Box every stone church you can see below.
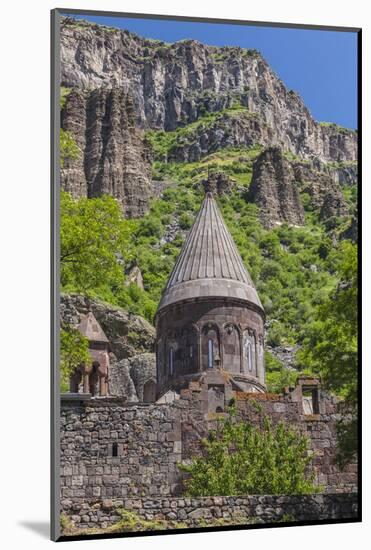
[155,190,266,399]
[69,189,266,403]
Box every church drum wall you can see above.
[156,298,265,393]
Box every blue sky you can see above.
[64,13,358,129]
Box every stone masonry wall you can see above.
[62,494,358,531]
[60,390,357,516]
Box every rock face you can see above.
[125,265,144,290]
[293,162,349,220]
[329,163,358,187]
[109,353,156,401]
[129,353,157,401]
[248,148,305,228]
[200,171,233,195]
[166,111,274,163]
[108,359,138,401]
[340,216,358,242]
[61,88,153,217]
[60,17,357,163]
[247,148,350,228]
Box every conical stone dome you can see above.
[156,192,264,315]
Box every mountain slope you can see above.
[59,17,358,387]
[61,17,357,163]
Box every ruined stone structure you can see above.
[69,310,110,396]
[155,191,266,399]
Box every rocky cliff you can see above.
[247,148,349,228]
[60,17,357,163]
[61,87,153,217]
[293,160,349,220]
[248,148,305,228]
[59,17,358,382]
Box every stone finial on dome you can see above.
[202,168,214,195]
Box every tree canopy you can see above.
[180,407,319,496]
[297,241,358,465]
[61,191,134,294]
[297,241,358,403]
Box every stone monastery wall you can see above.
[60,388,357,519]
[64,494,358,531]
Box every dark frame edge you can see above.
[51,8,61,543]
[356,27,362,523]
[55,7,361,33]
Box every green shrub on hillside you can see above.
[265,352,298,393]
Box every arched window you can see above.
[246,341,252,371]
[223,324,240,373]
[208,339,214,369]
[169,347,174,375]
[202,324,219,370]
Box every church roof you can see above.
[78,311,109,344]
[156,192,264,314]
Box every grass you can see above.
[152,144,263,191]
[146,106,259,161]
[319,121,356,134]
[65,17,119,34]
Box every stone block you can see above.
[71,476,83,487]
[188,508,205,519]
[102,499,114,510]
[273,403,286,413]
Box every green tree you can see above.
[298,241,357,401]
[60,191,134,294]
[265,351,297,393]
[297,241,358,465]
[60,129,80,167]
[180,407,319,496]
[60,326,91,391]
